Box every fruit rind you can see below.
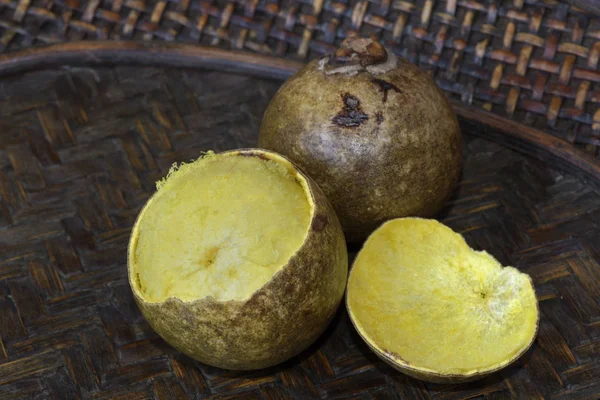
[346,217,539,383]
[128,149,348,370]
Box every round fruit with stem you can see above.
[259,37,462,242]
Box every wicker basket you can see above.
[2,2,600,399]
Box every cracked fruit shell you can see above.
[259,37,462,242]
[127,149,348,370]
[346,218,539,383]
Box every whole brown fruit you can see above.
[259,37,462,242]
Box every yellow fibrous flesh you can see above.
[347,218,538,375]
[133,153,312,302]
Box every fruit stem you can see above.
[319,37,398,76]
[331,37,388,67]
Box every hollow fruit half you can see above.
[128,149,347,370]
[346,218,539,383]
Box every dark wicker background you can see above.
[0,65,600,399]
[0,0,599,157]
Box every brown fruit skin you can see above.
[127,149,348,370]
[258,54,463,242]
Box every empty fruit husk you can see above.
[346,218,539,383]
[128,149,348,370]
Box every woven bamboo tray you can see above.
[0,46,600,399]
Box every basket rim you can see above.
[1,40,599,188]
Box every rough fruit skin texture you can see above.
[128,149,348,370]
[259,40,462,242]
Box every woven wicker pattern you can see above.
[0,0,599,155]
[1,65,600,398]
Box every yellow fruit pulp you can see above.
[347,218,538,376]
[132,152,313,303]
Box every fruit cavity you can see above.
[347,218,538,379]
[133,152,312,302]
